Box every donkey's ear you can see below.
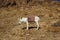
[38,16,40,17]
[20,17,22,19]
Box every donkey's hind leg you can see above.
[26,21,29,30]
[35,21,39,30]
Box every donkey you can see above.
[18,16,40,30]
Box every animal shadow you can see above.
[22,26,40,30]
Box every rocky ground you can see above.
[0,3,60,40]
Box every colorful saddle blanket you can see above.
[28,17,34,22]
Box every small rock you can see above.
[26,33,30,36]
[41,34,45,38]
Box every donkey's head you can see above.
[18,17,23,24]
[18,17,28,24]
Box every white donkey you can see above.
[19,16,40,30]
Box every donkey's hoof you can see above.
[36,28,39,30]
[26,28,29,30]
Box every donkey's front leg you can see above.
[26,21,29,30]
[35,21,39,30]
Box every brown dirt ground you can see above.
[0,4,60,40]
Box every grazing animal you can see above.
[19,16,40,30]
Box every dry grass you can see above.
[0,4,60,40]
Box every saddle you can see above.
[28,17,34,22]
